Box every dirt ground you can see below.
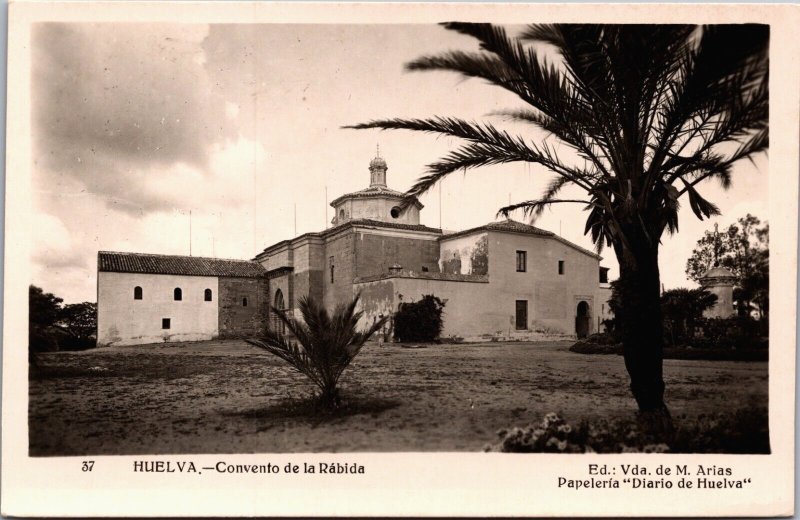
[29,340,768,455]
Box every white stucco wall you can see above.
[487,231,602,335]
[334,197,421,225]
[97,272,219,346]
[596,284,614,331]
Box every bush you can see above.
[486,407,769,453]
[394,295,445,342]
[661,288,718,344]
[570,339,622,355]
[572,314,768,360]
[585,332,617,345]
[694,316,765,349]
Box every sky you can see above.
[31,23,768,303]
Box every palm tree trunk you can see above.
[614,236,670,422]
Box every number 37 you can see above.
[82,461,94,472]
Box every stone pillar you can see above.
[699,266,737,318]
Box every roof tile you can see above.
[98,252,266,278]
[440,219,553,241]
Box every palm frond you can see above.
[347,23,769,252]
[727,127,769,165]
[498,199,596,220]
[648,24,768,182]
[346,117,598,203]
[684,183,721,221]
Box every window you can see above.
[515,300,528,330]
[242,297,248,307]
[390,206,401,219]
[162,318,171,329]
[516,251,527,272]
[174,288,182,301]
[134,286,143,300]
[599,267,609,283]
[422,266,429,272]
[339,209,345,221]
[204,288,213,302]
[558,260,565,275]
[329,256,335,283]
[272,290,285,335]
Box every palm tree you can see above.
[661,288,718,343]
[347,24,768,421]
[247,295,388,409]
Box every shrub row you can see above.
[486,408,770,454]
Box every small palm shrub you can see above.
[246,295,388,409]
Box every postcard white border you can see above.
[3,3,797,517]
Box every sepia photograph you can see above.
[3,2,797,517]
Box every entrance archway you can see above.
[272,289,286,335]
[575,301,591,339]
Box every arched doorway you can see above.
[271,290,286,335]
[575,301,591,339]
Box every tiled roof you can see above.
[440,219,554,241]
[330,186,423,208]
[98,251,266,278]
[485,219,554,235]
[344,218,441,234]
[440,219,601,260]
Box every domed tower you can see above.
[699,266,737,318]
[369,152,387,188]
[330,149,424,226]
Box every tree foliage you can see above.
[394,295,446,342]
[59,302,99,350]
[29,285,98,356]
[29,285,63,356]
[246,295,388,409]
[685,214,768,316]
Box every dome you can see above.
[369,155,387,169]
[702,266,735,279]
